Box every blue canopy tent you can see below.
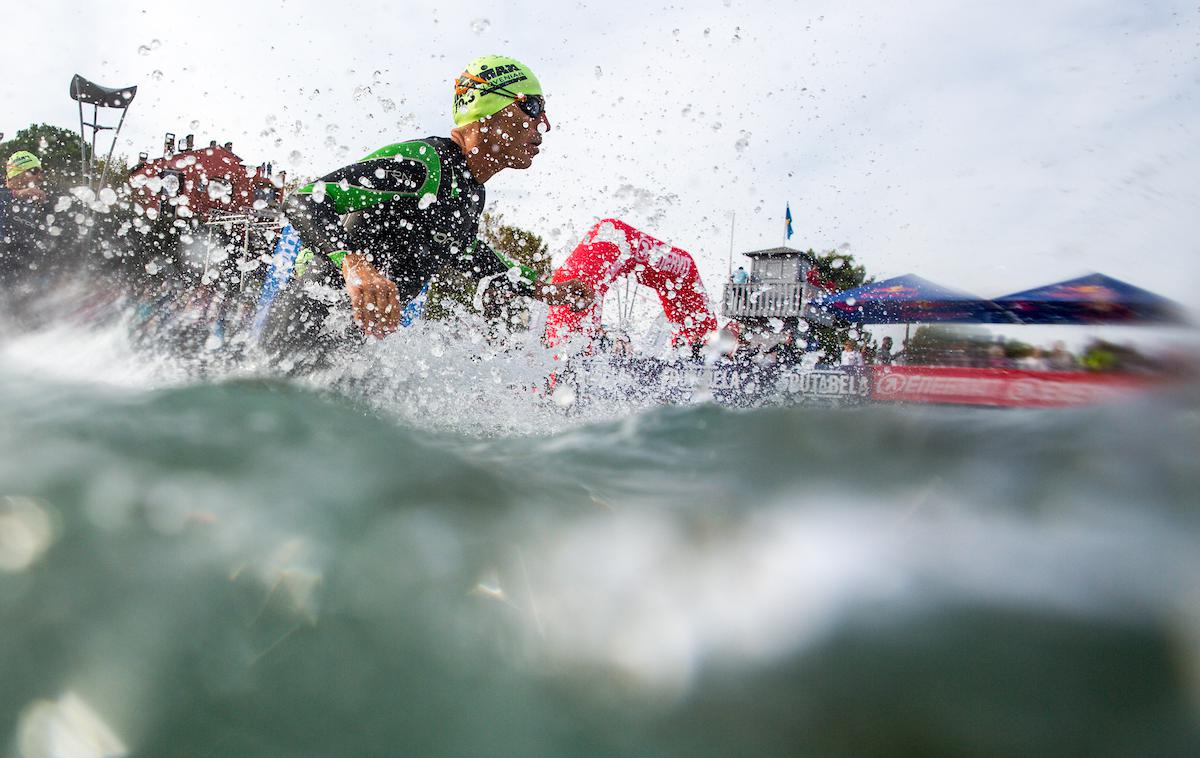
[812,274,1016,324]
[995,273,1187,325]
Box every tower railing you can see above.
[722,281,808,318]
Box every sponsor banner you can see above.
[779,368,870,398]
[649,363,867,404]
[870,366,1156,407]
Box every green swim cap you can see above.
[5,150,41,180]
[453,55,542,127]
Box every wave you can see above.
[1,352,1198,754]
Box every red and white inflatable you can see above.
[544,218,718,348]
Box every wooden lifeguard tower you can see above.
[722,246,827,333]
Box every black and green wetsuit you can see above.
[261,136,537,366]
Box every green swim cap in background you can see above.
[5,150,42,180]
[453,55,542,127]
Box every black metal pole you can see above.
[89,103,100,189]
[77,99,88,186]
[99,106,131,190]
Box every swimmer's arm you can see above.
[283,187,350,263]
[533,278,593,310]
[284,157,426,267]
[341,253,401,338]
[460,240,594,310]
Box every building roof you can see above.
[743,246,816,261]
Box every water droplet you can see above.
[470,18,490,34]
[151,70,163,81]
[734,131,750,152]
[378,97,396,112]
[288,150,303,164]
[552,385,576,408]
[137,45,151,56]
[417,193,437,210]
[151,39,161,50]
[594,66,603,79]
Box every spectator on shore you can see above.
[1046,341,1077,371]
[840,339,865,367]
[1018,347,1049,371]
[731,266,749,284]
[876,336,896,365]
[766,331,803,367]
[985,344,1011,369]
[611,330,633,358]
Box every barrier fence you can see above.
[566,358,1169,408]
[866,365,1159,408]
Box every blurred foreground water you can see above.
[1,316,1199,757]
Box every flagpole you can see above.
[728,211,735,277]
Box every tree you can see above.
[479,211,552,280]
[805,248,873,361]
[906,324,990,365]
[0,123,128,190]
[424,212,550,328]
[811,248,871,293]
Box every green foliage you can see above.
[1002,340,1034,360]
[804,248,873,360]
[810,249,871,293]
[1,123,87,189]
[907,325,977,363]
[480,212,551,279]
[424,212,549,326]
[0,123,129,190]
[1080,339,1152,373]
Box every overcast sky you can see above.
[6,0,1199,307]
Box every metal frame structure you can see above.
[202,210,283,292]
[69,74,137,190]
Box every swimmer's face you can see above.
[6,167,43,191]
[478,101,550,170]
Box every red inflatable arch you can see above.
[544,219,718,348]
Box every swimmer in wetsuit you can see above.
[1,151,49,286]
[261,55,592,370]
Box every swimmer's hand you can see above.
[342,253,401,338]
[535,277,594,312]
